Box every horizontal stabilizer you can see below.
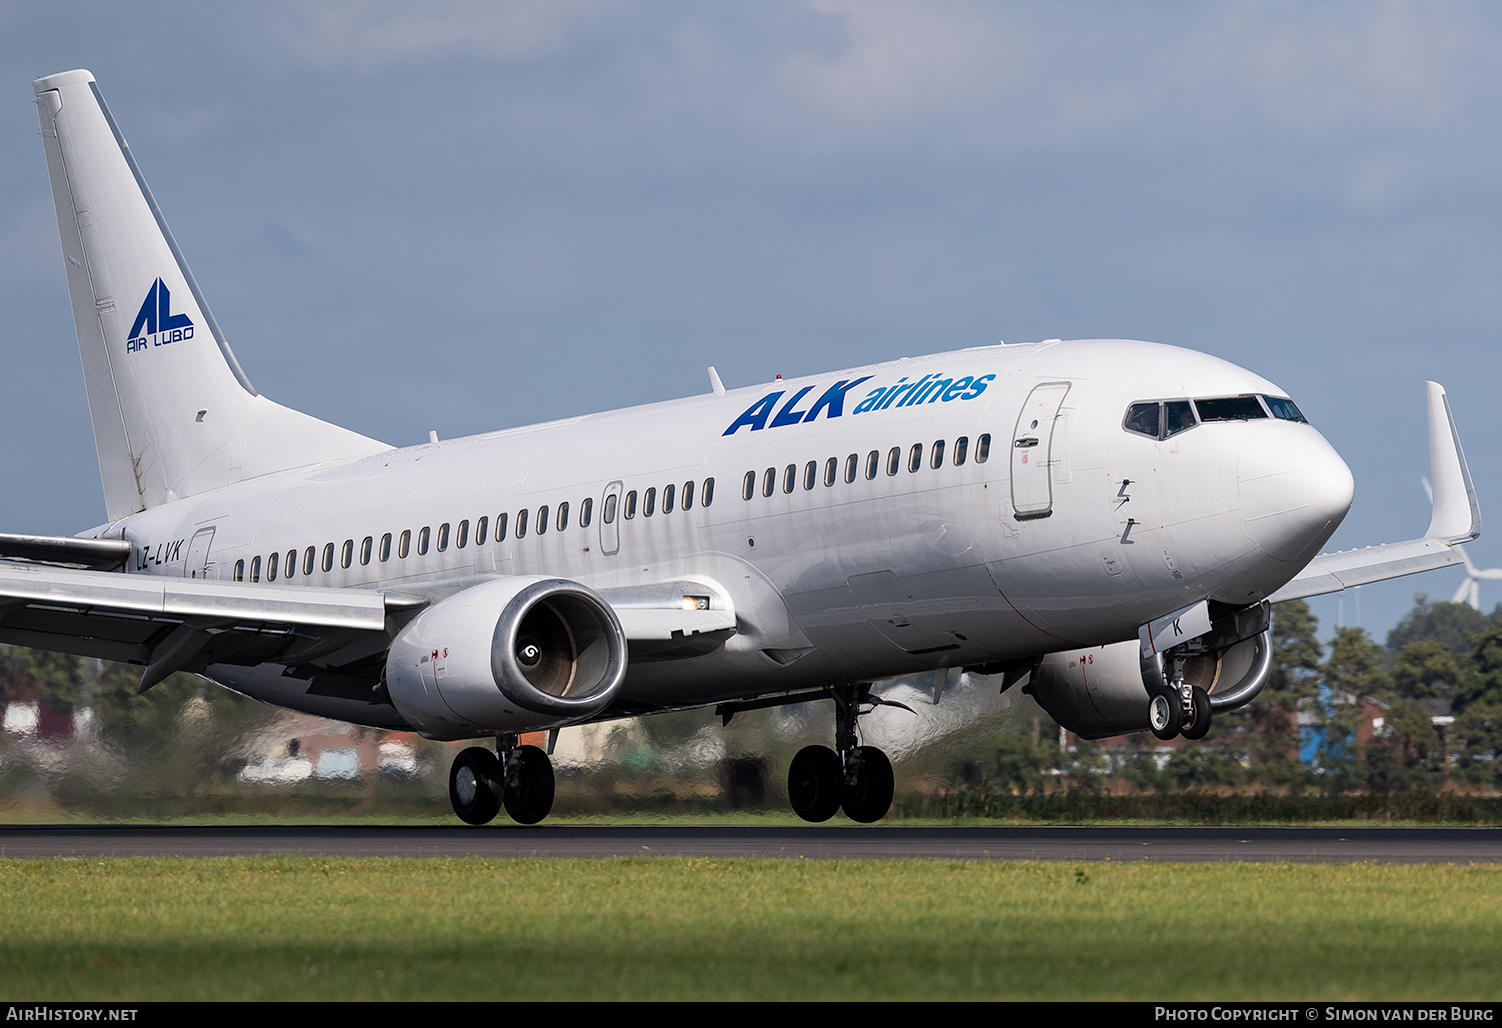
[1269,381,1480,603]
[0,532,131,570]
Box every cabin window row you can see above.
[600,478,717,525]
[740,434,992,501]
[231,479,718,582]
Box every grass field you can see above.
[2,856,1500,1000]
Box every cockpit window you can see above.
[1194,395,1267,422]
[1264,396,1308,423]
[1164,400,1197,437]
[1123,402,1160,439]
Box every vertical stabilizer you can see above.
[34,70,388,522]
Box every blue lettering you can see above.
[802,377,872,423]
[769,386,816,428]
[723,391,785,435]
[963,374,995,399]
[942,376,974,401]
[851,387,886,415]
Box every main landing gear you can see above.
[1147,658,1212,742]
[787,684,899,824]
[448,735,556,826]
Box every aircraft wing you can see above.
[1269,381,1480,603]
[0,561,422,691]
[0,556,738,691]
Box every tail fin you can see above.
[34,70,388,523]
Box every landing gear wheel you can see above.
[841,746,894,824]
[502,745,555,825]
[1180,686,1212,740]
[449,747,501,825]
[1149,693,1181,740]
[788,745,843,823]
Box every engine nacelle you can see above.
[386,576,628,739]
[1025,630,1270,739]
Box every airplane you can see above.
[3,69,1480,826]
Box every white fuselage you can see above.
[102,337,1352,732]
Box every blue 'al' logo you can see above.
[125,278,194,352]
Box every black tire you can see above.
[788,745,842,823]
[842,746,894,823]
[502,744,556,825]
[449,746,501,825]
[1149,693,1181,741]
[1180,686,1213,740]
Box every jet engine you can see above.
[1024,605,1272,739]
[385,576,628,739]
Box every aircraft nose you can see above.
[1238,424,1354,563]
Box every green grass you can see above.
[2,856,1500,1000]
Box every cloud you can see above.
[270,0,624,69]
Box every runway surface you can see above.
[2,824,1501,862]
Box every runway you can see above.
[3,824,1501,862]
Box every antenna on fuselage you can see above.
[707,366,726,396]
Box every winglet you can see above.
[1423,381,1481,543]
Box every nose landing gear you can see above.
[787,684,901,824]
[1146,657,1212,742]
[448,734,556,825]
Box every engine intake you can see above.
[386,577,628,739]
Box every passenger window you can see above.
[886,447,900,476]
[908,444,922,473]
[476,516,488,546]
[398,531,411,559]
[557,502,569,531]
[803,461,817,490]
[954,436,969,466]
[865,451,879,480]
[537,505,549,534]
[380,534,391,562]
[580,497,593,527]
[361,537,373,565]
[624,492,637,520]
[743,471,756,501]
[783,465,795,494]
[517,508,529,537]
[603,494,617,524]
[663,485,674,514]
[341,539,353,569]
[322,543,335,572]
[846,454,858,483]
[1123,402,1161,439]
[702,477,714,506]
[681,482,693,510]
[286,550,297,577]
[976,434,991,463]
[931,440,945,469]
[456,520,469,549]
[643,489,655,517]
[1164,400,1196,437]
[437,523,449,552]
[763,469,775,498]
[234,559,245,582]
[251,555,261,582]
[267,551,279,582]
[824,457,837,487]
[496,513,508,542]
[417,527,430,555]
[304,546,317,575]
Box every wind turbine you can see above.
[1452,546,1502,611]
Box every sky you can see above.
[2,1,1501,650]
